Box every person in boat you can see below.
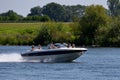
[72,44,75,48]
[49,42,57,49]
[67,43,72,48]
[38,44,42,49]
[31,45,35,51]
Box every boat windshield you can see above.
[54,43,67,48]
[47,43,67,49]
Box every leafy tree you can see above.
[0,10,23,22]
[26,6,51,22]
[70,22,81,45]
[40,15,50,22]
[107,0,120,16]
[34,22,74,45]
[79,5,109,45]
[23,16,33,21]
[107,17,120,46]
[31,15,41,21]
[34,23,53,45]
[71,5,85,17]
[28,6,42,16]
[8,10,19,20]
[42,2,67,21]
[95,24,111,46]
[0,16,2,21]
[96,17,120,47]
[64,5,86,22]
[24,15,50,22]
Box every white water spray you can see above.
[0,53,25,62]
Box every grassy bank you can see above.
[0,23,44,34]
[0,23,39,45]
[0,22,71,45]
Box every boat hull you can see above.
[22,52,83,62]
[21,48,87,62]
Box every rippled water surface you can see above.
[0,46,120,80]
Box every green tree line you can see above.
[0,10,50,22]
[0,2,86,22]
[0,1,120,22]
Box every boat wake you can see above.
[0,53,25,62]
[0,53,52,63]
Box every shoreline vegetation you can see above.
[0,22,72,46]
[0,1,120,47]
[0,22,120,47]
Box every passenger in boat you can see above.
[38,44,42,49]
[49,42,57,49]
[31,45,35,51]
[67,43,72,48]
[72,44,75,48]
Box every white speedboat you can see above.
[21,43,87,62]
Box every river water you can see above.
[0,46,120,80]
